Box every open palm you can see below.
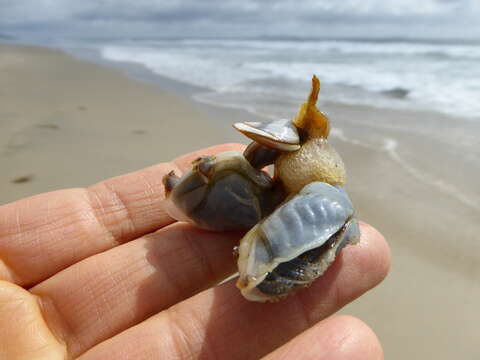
[0,144,390,360]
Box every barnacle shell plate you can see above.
[164,151,276,231]
[237,182,355,301]
[233,118,300,151]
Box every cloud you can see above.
[1,0,479,39]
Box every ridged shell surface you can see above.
[166,151,277,231]
[237,182,354,294]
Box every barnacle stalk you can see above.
[274,76,346,194]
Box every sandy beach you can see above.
[0,43,248,203]
[1,44,478,359]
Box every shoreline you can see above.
[0,43,259,203]
[62,41,480,220]
[1,42,478,360]
[66,42,480,214]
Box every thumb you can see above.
[0,281,67,360]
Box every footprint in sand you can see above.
[6,132,30,152]
[11,174,34,184]
[3,122,60,156]
[35,123,60,130]
[132,129,147,135]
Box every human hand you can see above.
[0,144,390,360]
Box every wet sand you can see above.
[1,44,478,359]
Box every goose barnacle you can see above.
[163,76,360,301]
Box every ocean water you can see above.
[92,37,480,212]
[98,38,480,121]
[52,37,480,213]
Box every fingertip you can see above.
[296,222,390,320]
[0,279,29,301]
[173,143,246,170]
[326,315,384,360]
[0,281,67,359]
[357,222,391,284]
[213,142,246,152]
[0,260,17,284]
[263,315,384,360]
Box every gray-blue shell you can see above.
[237,182,359,301]
[164,151,284,231]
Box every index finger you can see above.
[0,143,244,287]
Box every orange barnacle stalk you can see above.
[293,75,330,138]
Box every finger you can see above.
[79,223,390,360]
[0,143,244,286]
[30,222,241,358]
[262,315,383,360]
[0,280,66,359]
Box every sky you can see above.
[1,0,479,40]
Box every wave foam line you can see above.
[383,138,480,212]
[331,129,480,212]
[330,128,376,150]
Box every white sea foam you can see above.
[99,39,480,212]
[329,128,375,150]
[101,39,480,120]
[164,38,480,59]
[382,138,480,212]
[330,130,480,212]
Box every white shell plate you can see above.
[239,182,354,289]
[234,118,300,151]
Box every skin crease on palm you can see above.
[0,144,390,360]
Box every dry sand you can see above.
[0,44,246,203]
[1,44,478,359]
